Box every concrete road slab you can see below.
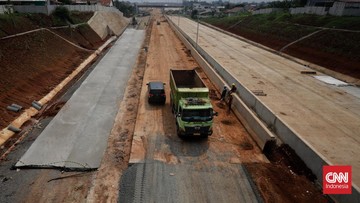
[15,29,145,169]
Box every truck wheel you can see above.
[176,125,183,138]
[170,97,174,113]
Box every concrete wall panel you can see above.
[254,101,276,128]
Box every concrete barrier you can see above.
[166,15,360,203]
[0,5,14,14]
[290,6,327,15]
[252,8,282,15]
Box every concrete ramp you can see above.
[15,29,145,170]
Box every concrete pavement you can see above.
[16,29,145,169]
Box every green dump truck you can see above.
[170,69,217,137]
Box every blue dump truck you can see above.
[170,69,217,137]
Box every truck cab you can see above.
[175,98,217,137]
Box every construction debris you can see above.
[7,125,21,133]
[252,90,267,96]
[300,71,317,75]
[6,104,23,112]
[31,101,42,110]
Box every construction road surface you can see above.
[168,16,360,191]
[124,12,265,202]
[122,12,327,203]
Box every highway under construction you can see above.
[0,9,358,203]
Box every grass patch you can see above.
[69,11,93,24]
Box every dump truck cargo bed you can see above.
[171,69,206,88]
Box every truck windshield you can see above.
[181,109,213,122]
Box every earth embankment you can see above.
[0,11,128,130]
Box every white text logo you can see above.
[325,172,349,183]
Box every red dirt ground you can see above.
[0,20,104,129]
[244,162,329,203]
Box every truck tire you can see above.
[170,96,174,113]
[176,124,183,138]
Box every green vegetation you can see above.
[0,10,93,28]
[52,6,70,24]
[203,13,250,27]
[69,11,93,24]
[191,10,198,19]
[0,13,24,26]
[113,1,135,17]
[0,11,93,38]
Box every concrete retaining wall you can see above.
[329,2,345,16]
[87,11,129,40]
[252,8,282,15]
[166,16,360,203]
[290,6,327,15]
[0,5,6,14]
[330,2,360,16]
[0,5,14,14]
[14,5,49,14]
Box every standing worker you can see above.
[220,86,228,101]
[227,93,233,114]
[230,83,237,94]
